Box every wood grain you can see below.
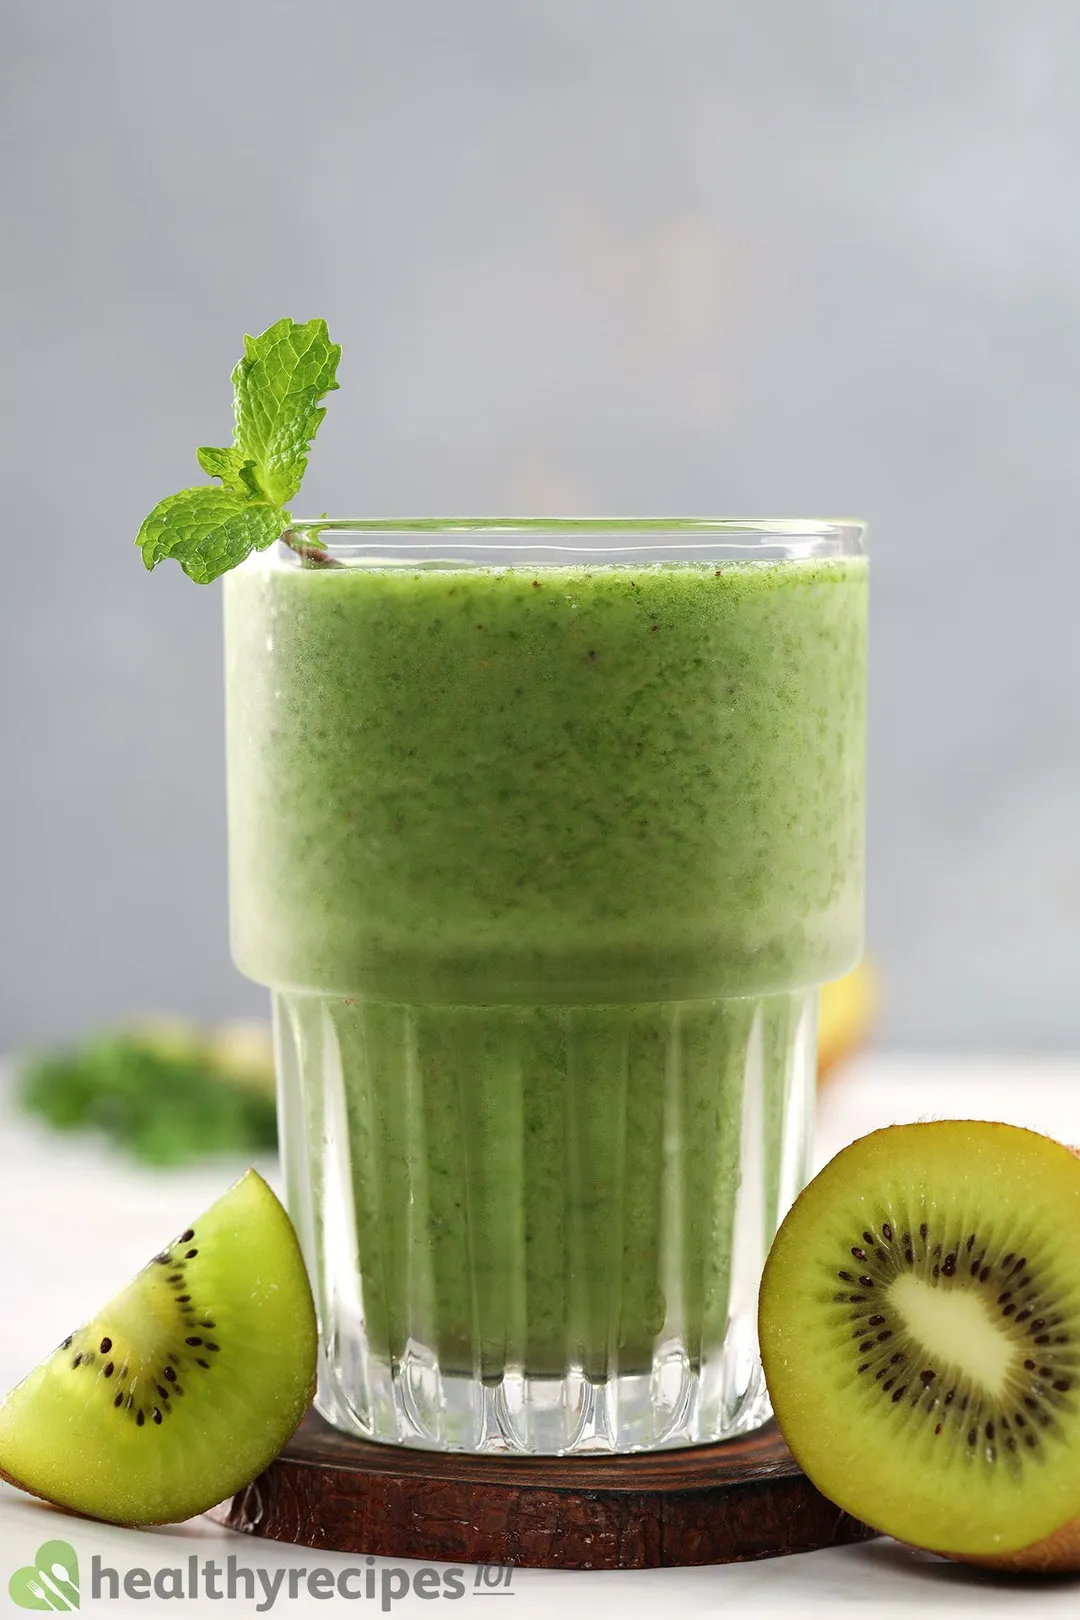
[208,1412,876,1570]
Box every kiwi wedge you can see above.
[759,1121,1080,1570]
[0,1170,316,1525]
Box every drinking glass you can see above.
[224,518,868,1454]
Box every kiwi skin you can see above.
[759,1124,1080,1574]
[971,1512,1080,1574]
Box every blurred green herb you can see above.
[19,1028,278,1166]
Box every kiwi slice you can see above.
[0,1170,316,1525]
[759,1121,1080,1567]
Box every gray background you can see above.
[2,1,1079,1050]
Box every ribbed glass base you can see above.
[273,988,816,1455]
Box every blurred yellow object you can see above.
[124,1014,206,1064]
[817,959,877,1083]
[208,1019,276,1096]
[128,1016,275,1097]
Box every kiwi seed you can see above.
[831,1218,1073,1465]
[50,1254,229,1427]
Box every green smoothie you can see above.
[224,551,867,1389]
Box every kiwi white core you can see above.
[888,1273,1015,1394]
[107,1276,178,1346]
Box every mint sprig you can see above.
[136,318,341,583]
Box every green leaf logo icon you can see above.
[8,1540,80,1609]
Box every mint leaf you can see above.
[196,445,261,497]
[135,316,340,582]
[137,486,285,584]
[232,317,341,505]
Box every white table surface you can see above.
[2,1053,1080,1617]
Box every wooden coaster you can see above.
[208,1411,875,1570]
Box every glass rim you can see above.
[276,517,867,568]
[290,516,865,541]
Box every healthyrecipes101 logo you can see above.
[9,1541,81,1610]
[9,1539,515,1611]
